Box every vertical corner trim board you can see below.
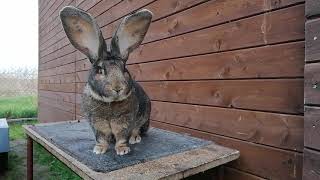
[304,0,320,180]
[38,1,306,179]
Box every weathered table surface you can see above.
[23,120,239,180]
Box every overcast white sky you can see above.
[0,1,38,70]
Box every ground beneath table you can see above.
[0,139,51,179]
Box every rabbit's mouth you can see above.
[114,90,132,102]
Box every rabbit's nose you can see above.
[113,87,123,94]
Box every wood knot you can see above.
[280,129,289,145]
[168,19,179,34]
[173,1,182,11]
[242,66,248,72]
[136,64,142,73]
[165,71,170,79]
[221,67,231,77]
[215,39,222,51]
[272,0,282,8]
[235,21,241,28]
[211,91,221,98]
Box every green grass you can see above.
[9,120,37,140]
[0,96,37,119]
[34,143,81,180]
[5,152,25,180]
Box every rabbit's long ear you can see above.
[60,6,104,63]
[111,9,152,61]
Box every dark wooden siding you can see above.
[38,0,305,179]
[304,0,320,179]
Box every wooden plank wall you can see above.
[38,0,305,179]
[304,0,320,179]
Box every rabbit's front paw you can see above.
[93,144,108,154]
[129,134,141,144]
[115,145,130,155]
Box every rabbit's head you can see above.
[60,6,152,102]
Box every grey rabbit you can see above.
[59,6,152,155]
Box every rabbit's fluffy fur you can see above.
[60,6,152,155]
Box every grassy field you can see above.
[0,96,37,118]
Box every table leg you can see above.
[218,166,224,180]
[27,136,33,180]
